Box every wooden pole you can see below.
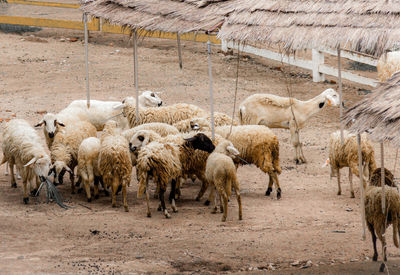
[133,30,139,123]
[357,134,366,240]
[207,40,215,141]
[84,13,90,108]
[338,48,344,144]
[177,32,183,69]
[381,142,385,214]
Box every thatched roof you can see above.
[218,0,400,56]
[343,71,400,146]
[81,0,234,33]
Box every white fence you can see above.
[222,41,378,87]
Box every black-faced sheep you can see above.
[327,130,376,198]
[1,119,51,203]
[98,121,132,211]
[238,88,339,164]
[205,140,242,222]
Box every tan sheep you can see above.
[205,140,242,222]
[173,113,238,133]
[122,122,179,141]
[327,130,376,198]
[365,185,400,271]
[116,97,207,127]
[377,51,400,82]
[49,120,97,194]
[98,121,132,211]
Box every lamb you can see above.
[364,185,400,272]
[327,130,376,198]
[1,119,51,203]
[377,51,400,82]
[34,91,163,148]
[77,137,108,202]
[98,121,132,211]
[49,120,97,193]
[173,112,238,133]
[115,97,207,128]
[205,140,242,222]
[238,88,340,164]
[136,133,215,218]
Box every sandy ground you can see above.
[1,29,400,274]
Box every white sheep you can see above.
[77,137,107,202]
[205,140,242,222]
[136,133,215,218]
[326,130,376,198]
[49,120,97,193]
[238,88,340,164]
[377,51,400,82]
[1,119,51,204]
[98,121,132,211]
[115,97,207,128]
[34,91,163,148]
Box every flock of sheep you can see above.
[2,52,400,268]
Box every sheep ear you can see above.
[34,120,44,127]
[24,157,37,167]
[65,166,73,175]
[227,146,239,156]
[56,120,65,127]
[113,103,124,110]
[184,136,196,142]
[191,123,200,130]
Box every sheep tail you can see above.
[393,212,399,248]
[87,163,94,185]
[272,138,282,175]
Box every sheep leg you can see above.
[367,222,378,261]
[69,172,75,194]
[84,178,92,202]
[9,162,17,188]
[159,187,171,219]
[265,174,273,196]
[111,179,119,208]
[210,187,218,214]
[93,177,100,199]
[169,179,178,213]
[5,163,9,176]
[154,184,160,199]
[290,121,306,164]
[99,176,109,196]
[220,191,228,222]
[196,176,209,202]
[30,175,39,196]
[348,167,355,198]
[22,173,29,204]
[145,181,151,218]
[122,182,128,212]
[336,168,341,195]
[232,179,242,221]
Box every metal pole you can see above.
[381,142,385,214]
[357,134,366,240]
[177,32,183,69]
[84,13,90,108]
[133,30,139,123]
[207,40,215,141]
[338,48,344,144]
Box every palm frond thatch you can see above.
[343,71,400,146]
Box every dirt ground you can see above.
[1,29,400,275]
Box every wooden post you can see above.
[357,134,366,240]
[177,32,182,69]
[338,48,344,144]
[84,13,90,108]
[381,143,385,214]
[133,30,139,123]
[312,49,325,82]
[207,40,215,141]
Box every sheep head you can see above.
[140,91,163,107]
[184,133,215,153]
[35,113,65,139]
[24,155,51,182]
[129,130,155,152]
[215,140,240,157]
[190,118,210,131]
[321,88,339,107]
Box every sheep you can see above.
[34,91,163,148]
[122,122,179,142]
[98,121,132,211]
[1,119,51,204]
[238,88,340,164]
[77,137,108,202]
[327,130,376,198]
[364,185,400,271]
[136,133,215,218]
[115,97,207,128]
[49,120,97,193]
[377,51,400,82]
[205,140,242,222]
[173,112,238,133]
